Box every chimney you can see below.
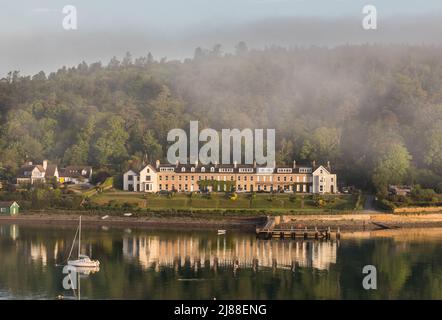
[312,160,316,168]
[327,161,331,171]
[293,160,296,169]
[155,160,160,169]
[176,160,180,168]
[43,160,48,170]
[214,161,218,168]
[233,161,237,169]
[27,161,33,166]
[253,159,257,168]
[195,159,199,168]
[273,160,276,168]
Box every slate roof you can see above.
[17,164,45,178]
[60,166,92,178]
[45,165,58,178]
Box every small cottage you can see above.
[0,201,20,215]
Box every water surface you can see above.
[1,223,442,299]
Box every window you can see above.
[146,176,151,181]
[181,167,186,172]
[128,175,133,181]
[277,168,292,173]
[201,167,206,172]
[191,167,195,172]
[210,167,215,172]
[159,176,162,181]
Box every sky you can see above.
[2,0,442,76]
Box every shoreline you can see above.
[2,211,442,232]
[0,212,266,231]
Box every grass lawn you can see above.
[90,191,359,213]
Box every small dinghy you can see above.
[67,216,100,268]
[217,230,226,235]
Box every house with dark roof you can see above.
[16,160,58,185]
[59,166,93,184]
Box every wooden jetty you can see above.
[256,217,340,240]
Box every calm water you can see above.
[1,223,442,300]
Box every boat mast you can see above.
[78,216,81,259]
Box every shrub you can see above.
[411,185,436,202]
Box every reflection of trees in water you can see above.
[122,235,338,271]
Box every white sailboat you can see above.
[67,216,100,268]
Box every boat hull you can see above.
[67,260,100,268]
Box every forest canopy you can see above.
[1,44,442,193]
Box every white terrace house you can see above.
[123,161,337,194]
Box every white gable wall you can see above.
[123,170,139,191]
[312,166,337,194]
[138,165,158,192]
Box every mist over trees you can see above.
[1,44,442,193]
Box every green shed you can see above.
[0,201,20,215]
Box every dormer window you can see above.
[191,167,195,172]
[181,167,186,172]
[210,167,215,172]
[201,167,206,172]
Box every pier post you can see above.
[304,227,308,240]
[314,226,319,240]
[337,227,341,240]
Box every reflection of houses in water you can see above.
[122,236,338,271]
[0,224,19,240]
[29,241,62,266]
[30,242,48,265]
